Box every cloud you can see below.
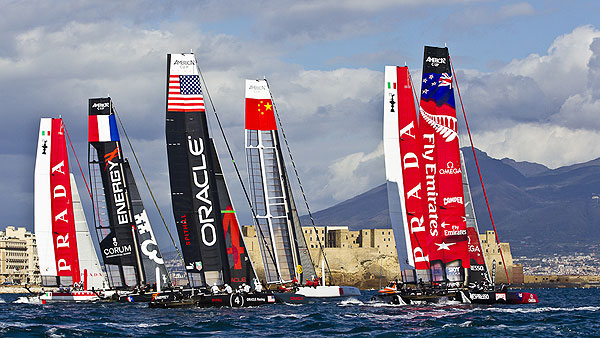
[325,142,384,200]
[467,123,600,168]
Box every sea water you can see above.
[0,288,598,337]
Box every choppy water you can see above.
[1,288,599,337]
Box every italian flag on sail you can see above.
[88,115,120,143]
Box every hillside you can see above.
[301,148,600,256]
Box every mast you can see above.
[165,53,230,287]
[383,66,430,283]
[418,46,470,282]
[88,98,145,288]
[34,118,81,287]
[244,79,299,284]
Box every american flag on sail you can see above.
[167,75,205,112]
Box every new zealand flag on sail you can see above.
[421,71,455,109]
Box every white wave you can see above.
[264,313,309,320]
[475,306,600,314]
[13,296,41,304]
[339,298,363,306]
[442,320,472,328]
[46,327,65,338]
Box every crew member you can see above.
[224,284,233,294]
[211,282,220,294]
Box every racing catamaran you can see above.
[88,97,171,302]
[150,53,307,308]
[376,46,538,305]
[31,118,108,302]
[244,79,360,298]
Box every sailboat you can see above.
[375,46,538,305]
[31,118,108,302]
[150,53,304,308]
[244,79,360,298]
[88,97,171,302]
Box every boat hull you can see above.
[295,285,361,298]
[149,290,309,308]
[39,291,103,302]
[466,291,539,304]
[373,289,539,305]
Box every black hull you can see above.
[373,289,539,305]
[149,290,309,308]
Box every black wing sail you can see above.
[123,160,171,286]
[209,140,257,289]
[88,97,144,288]
[165,53,230,287]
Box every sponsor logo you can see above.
[103,146,129,225]
[231,277,246,283]
[446,266,461,274]
[290,296,303,301]
[388,93,396,113]
[92,102,110,110]
[212,298,223,302]
[422,133,439,238]
[471,293,490,300]
[135,210,164,265]
[495,293,506,301]
[426,56,446,67]
[470,265,485,271]
[439,161,461,175]
[42,140,48,155]
[174,59,196,66]
[246,297,266,302]
[444,229,467,236]
[528,294,537,303]
[248,84,267,91]
[188,136,217,247]
[103,244,132,258]
[443,196,463,205]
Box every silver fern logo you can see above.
[420,107,457,142]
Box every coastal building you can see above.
[241,225,517,287]
[479,230,514,284]
[0,226,40,285]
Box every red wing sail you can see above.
[50,119,81,282]
[419,46,470,280]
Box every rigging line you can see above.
[111,105,185,267]
[64,121,112,285]
[195,59,283,283]
[449,56,510,284]
[64,122,106,229]
[263,78,335,285]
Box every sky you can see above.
[2,0,600,252]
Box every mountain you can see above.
[301,148,600,256]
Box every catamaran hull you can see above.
[464,291,539,304]
[149,291,309,308]
[38,291,104,302]
[373,290,539,305]
[295,285,361,298]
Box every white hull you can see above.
[295,285,361,298]
[39,291,103,302]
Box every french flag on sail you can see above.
[88,115,120,142]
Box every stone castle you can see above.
[242,225,518,288]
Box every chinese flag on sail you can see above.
[245,79,277,130]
